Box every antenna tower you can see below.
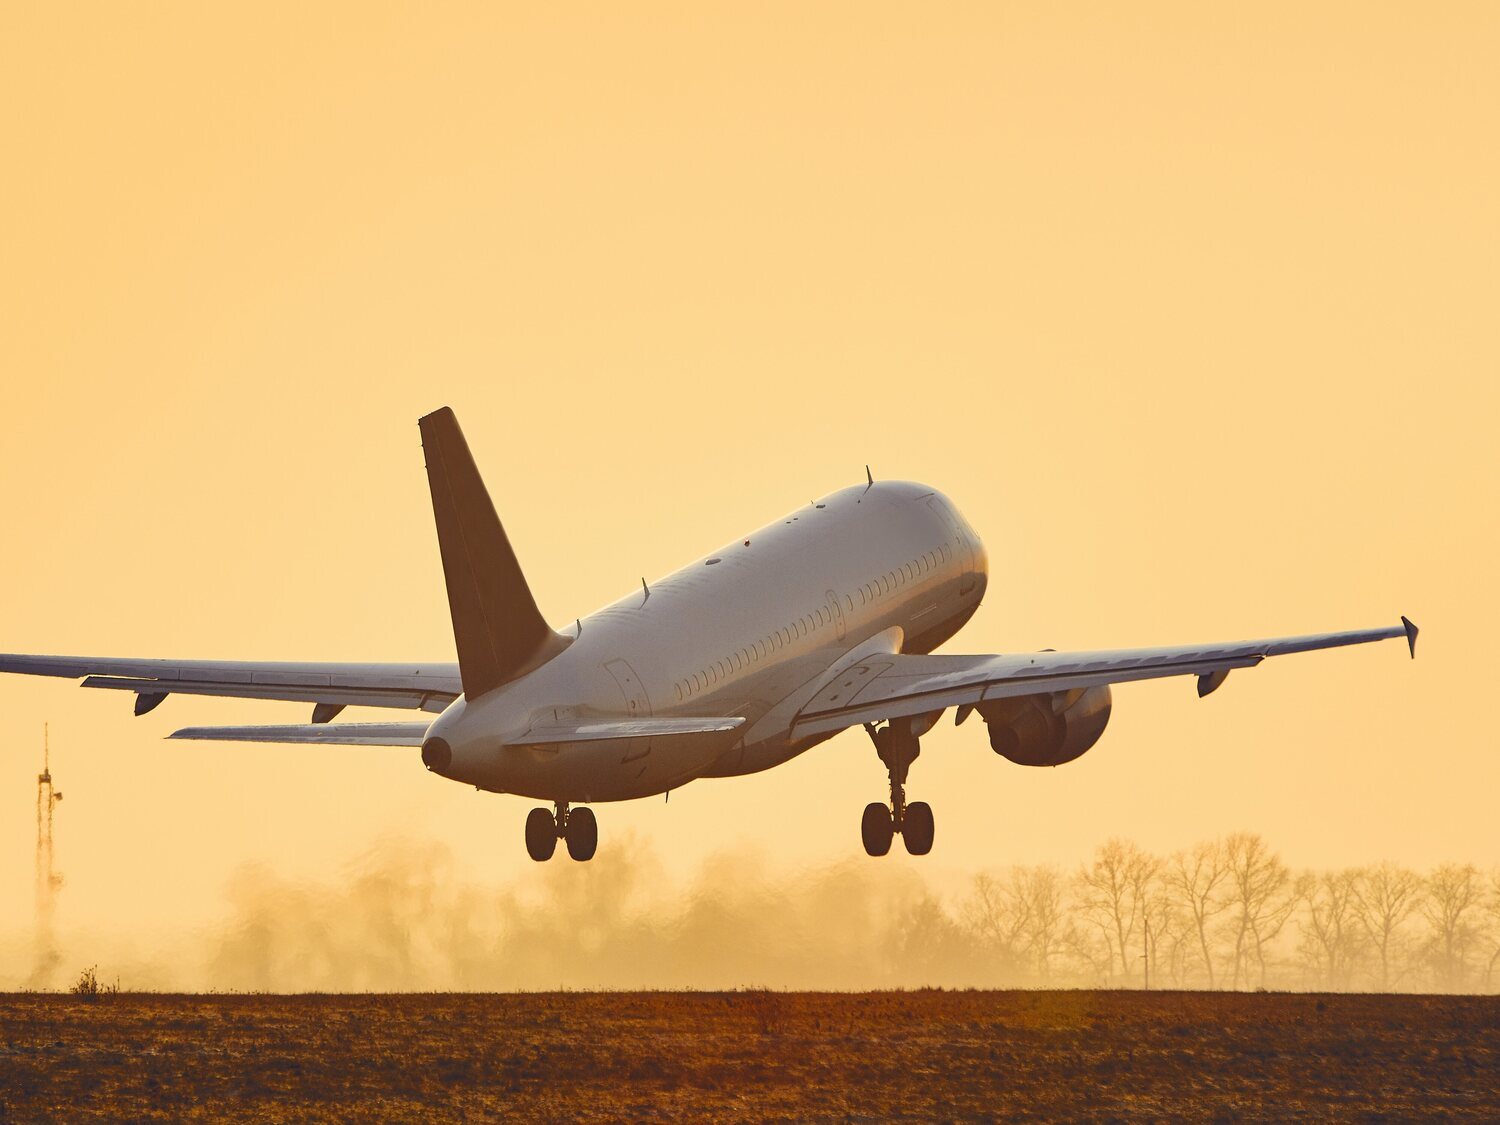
[33,723,63,984]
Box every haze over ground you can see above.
[1,3,1496,987]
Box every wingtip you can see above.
[1401,615,1419,659]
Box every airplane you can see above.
[0,408,1418,862]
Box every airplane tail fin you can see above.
[419,407,570,699]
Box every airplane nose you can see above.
[421,737,452,773]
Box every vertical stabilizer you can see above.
[419,408,570,698]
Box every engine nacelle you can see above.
[978,685,1112,767]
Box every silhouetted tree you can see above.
[1297,869,1365,990]
[960,872,1030,983]
[1015,865,1075,984]
[1422,863,1482,991]
[1076,839,1156,985]
[1223,832,1298,989]
[1481,870,1500,991]
[1349,861,1423,991]
[1167,839,1233,988]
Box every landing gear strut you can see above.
[862,721,935,857]
[525,801,598,862]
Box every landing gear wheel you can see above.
[861,802,894,857]
[525,807,557,862]
[565,806,598,861]
[902,801,935,856]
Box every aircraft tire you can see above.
[902,801,935,856]
[861,802,894,857]
[525,807,557,861]
[565,806,598,862]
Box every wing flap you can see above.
[168,723,429,746]
[0,654,461,713]
[80,676,455,713]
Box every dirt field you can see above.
[0,991,1496,1121]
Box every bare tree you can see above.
[1014,865,1074,984]
[1223,832,1299,989]
[1297,869,1365,990]
[1482,869,1500,991]
[1349,861,1423,991]
[1076,838,1157,985]
[1167,839,1233,988]
[1139,860,1185,989]
[960,872,1029,983]
[1422,863,1482,991]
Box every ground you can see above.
[1,991,1497,1121]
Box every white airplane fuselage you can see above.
[427,481,989,802]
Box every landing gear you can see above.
[565,806,598,861]
[525,802,597,862]
[862,721,936,857]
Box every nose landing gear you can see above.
[862,721,935,857]
[525,801,598,862]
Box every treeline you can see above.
[25,834,1498,992]
[931,834,1500,993]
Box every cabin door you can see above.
[604,658,652,763]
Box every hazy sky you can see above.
[1,3,1496,974]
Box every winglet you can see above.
[1401,615,1419,659]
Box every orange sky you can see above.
[1,3,1496,976]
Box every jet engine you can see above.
[978,685,1112,767]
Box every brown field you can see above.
[1,991,1497,1121]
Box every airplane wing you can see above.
[169,722,431,746]
[791,617,1418,739]
[0,654,462,720]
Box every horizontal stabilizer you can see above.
[518,716,745,745]
[168,723,428,746]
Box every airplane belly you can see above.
[492,731,729,803]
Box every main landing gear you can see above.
[525,802,597,862]
[861,720,935,857]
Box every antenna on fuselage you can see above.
[864,465,874,493]
[640,577,650,606]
